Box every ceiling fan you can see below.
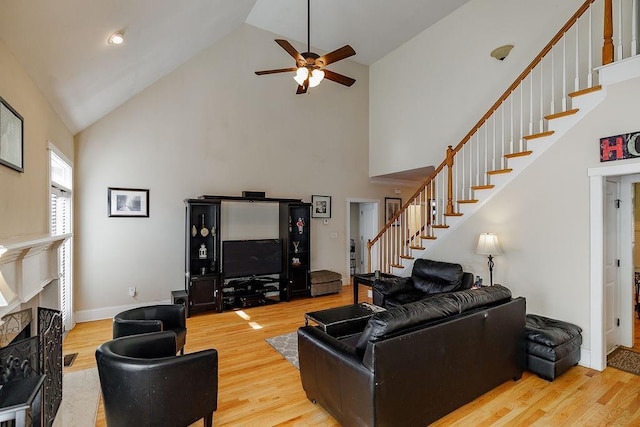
[254,0,356,94]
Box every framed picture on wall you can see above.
[385,197,402,223]
[0,97,24,173]
[108,188,150,217]
[311,195,331,218]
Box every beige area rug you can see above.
[53,367,100,427]
[607,347,640,376]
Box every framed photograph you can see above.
[108,188,149,217]
[0,97,24,172]
[311,195,331,218]
[385,197,402,222]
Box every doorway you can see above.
[346,199,379,280]
[589,166,640,371]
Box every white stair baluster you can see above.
[617,0,623,60]
[588,6,594,87]
[633,0,639,56]
[575,23,580,92]
[562,35,567,111]
[540,63,545,133]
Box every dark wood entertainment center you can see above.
[184,195,311,314]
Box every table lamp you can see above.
[475,233,503,286]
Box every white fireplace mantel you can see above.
[0,233,71,317]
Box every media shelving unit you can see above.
[184,195,311,314]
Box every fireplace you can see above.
[0,307,62,426]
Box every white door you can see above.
[604,179,621,352]
[360,203,376,273]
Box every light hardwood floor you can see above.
[62,285,640,426]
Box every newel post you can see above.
[446,145,455,215]
[603,0,614,65]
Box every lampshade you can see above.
[0,271,16,307]
[293,67,309,85]
[476,233,503,256]
[308,69,325,88]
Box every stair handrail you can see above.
[368,0,607,271]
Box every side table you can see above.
[0,374,45,427]
[352,272,396,303]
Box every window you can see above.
[50,148,73,332]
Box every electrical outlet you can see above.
[128,286,136,297]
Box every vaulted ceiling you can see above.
[0,0,471,134]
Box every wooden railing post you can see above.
[446,145,455,215]
[603,0,614,64]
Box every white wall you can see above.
[74,24,396,319]
[369,0,583,177]
[426,75,640,352]
[0,39,74,239]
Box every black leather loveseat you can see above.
[298,285,526,427]
[372,258,474,307]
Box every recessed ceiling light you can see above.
[108,31,124,45]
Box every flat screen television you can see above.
[222,239,282,279]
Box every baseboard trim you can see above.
[578,347,593,370]
[74,299,171,323]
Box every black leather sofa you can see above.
[372,258,474,307]
[298,285,526,427]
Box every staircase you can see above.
[368,0,639,275]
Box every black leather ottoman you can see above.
[525,314,582,381]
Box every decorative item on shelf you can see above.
[210,226,216,236]
[292,241,300,253]
[475,233,503,286]
[200,267,207,275]
[288,216,292,233]
[191,225,197,237]
[200,214,209,237]
[296,218,305,234]
[292,257,301,266]
[199,243,207,259]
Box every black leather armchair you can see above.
[372,258,474,307]
[113,304,186,355]
[96,331,218,427]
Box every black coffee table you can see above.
[304,303,384,337]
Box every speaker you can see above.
[242,191,266,198]
[171,290,189,317]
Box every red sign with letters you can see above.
[600,132,640,162]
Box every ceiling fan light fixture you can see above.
[308,69,325,88]
[293,67,309,85]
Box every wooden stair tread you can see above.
[545,108,579,120]
[420,235,436,240]
[444,212,463,217]
[408,245,425,250]
[523,130,554,140]
[458,199,478,204]
[399,255,414,260]
[505,151,533,159]
[390,264,404,269]
[432,224,449,229]
[471,185,495,190]
[487,168,513,175]
[568,85,602,98]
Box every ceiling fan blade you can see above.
[317,45,356,67]
[275,39,304,63]
[296,85,308,95]
[255,67,297,76]
[323,69,356,87]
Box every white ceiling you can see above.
[0,0,471,134]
